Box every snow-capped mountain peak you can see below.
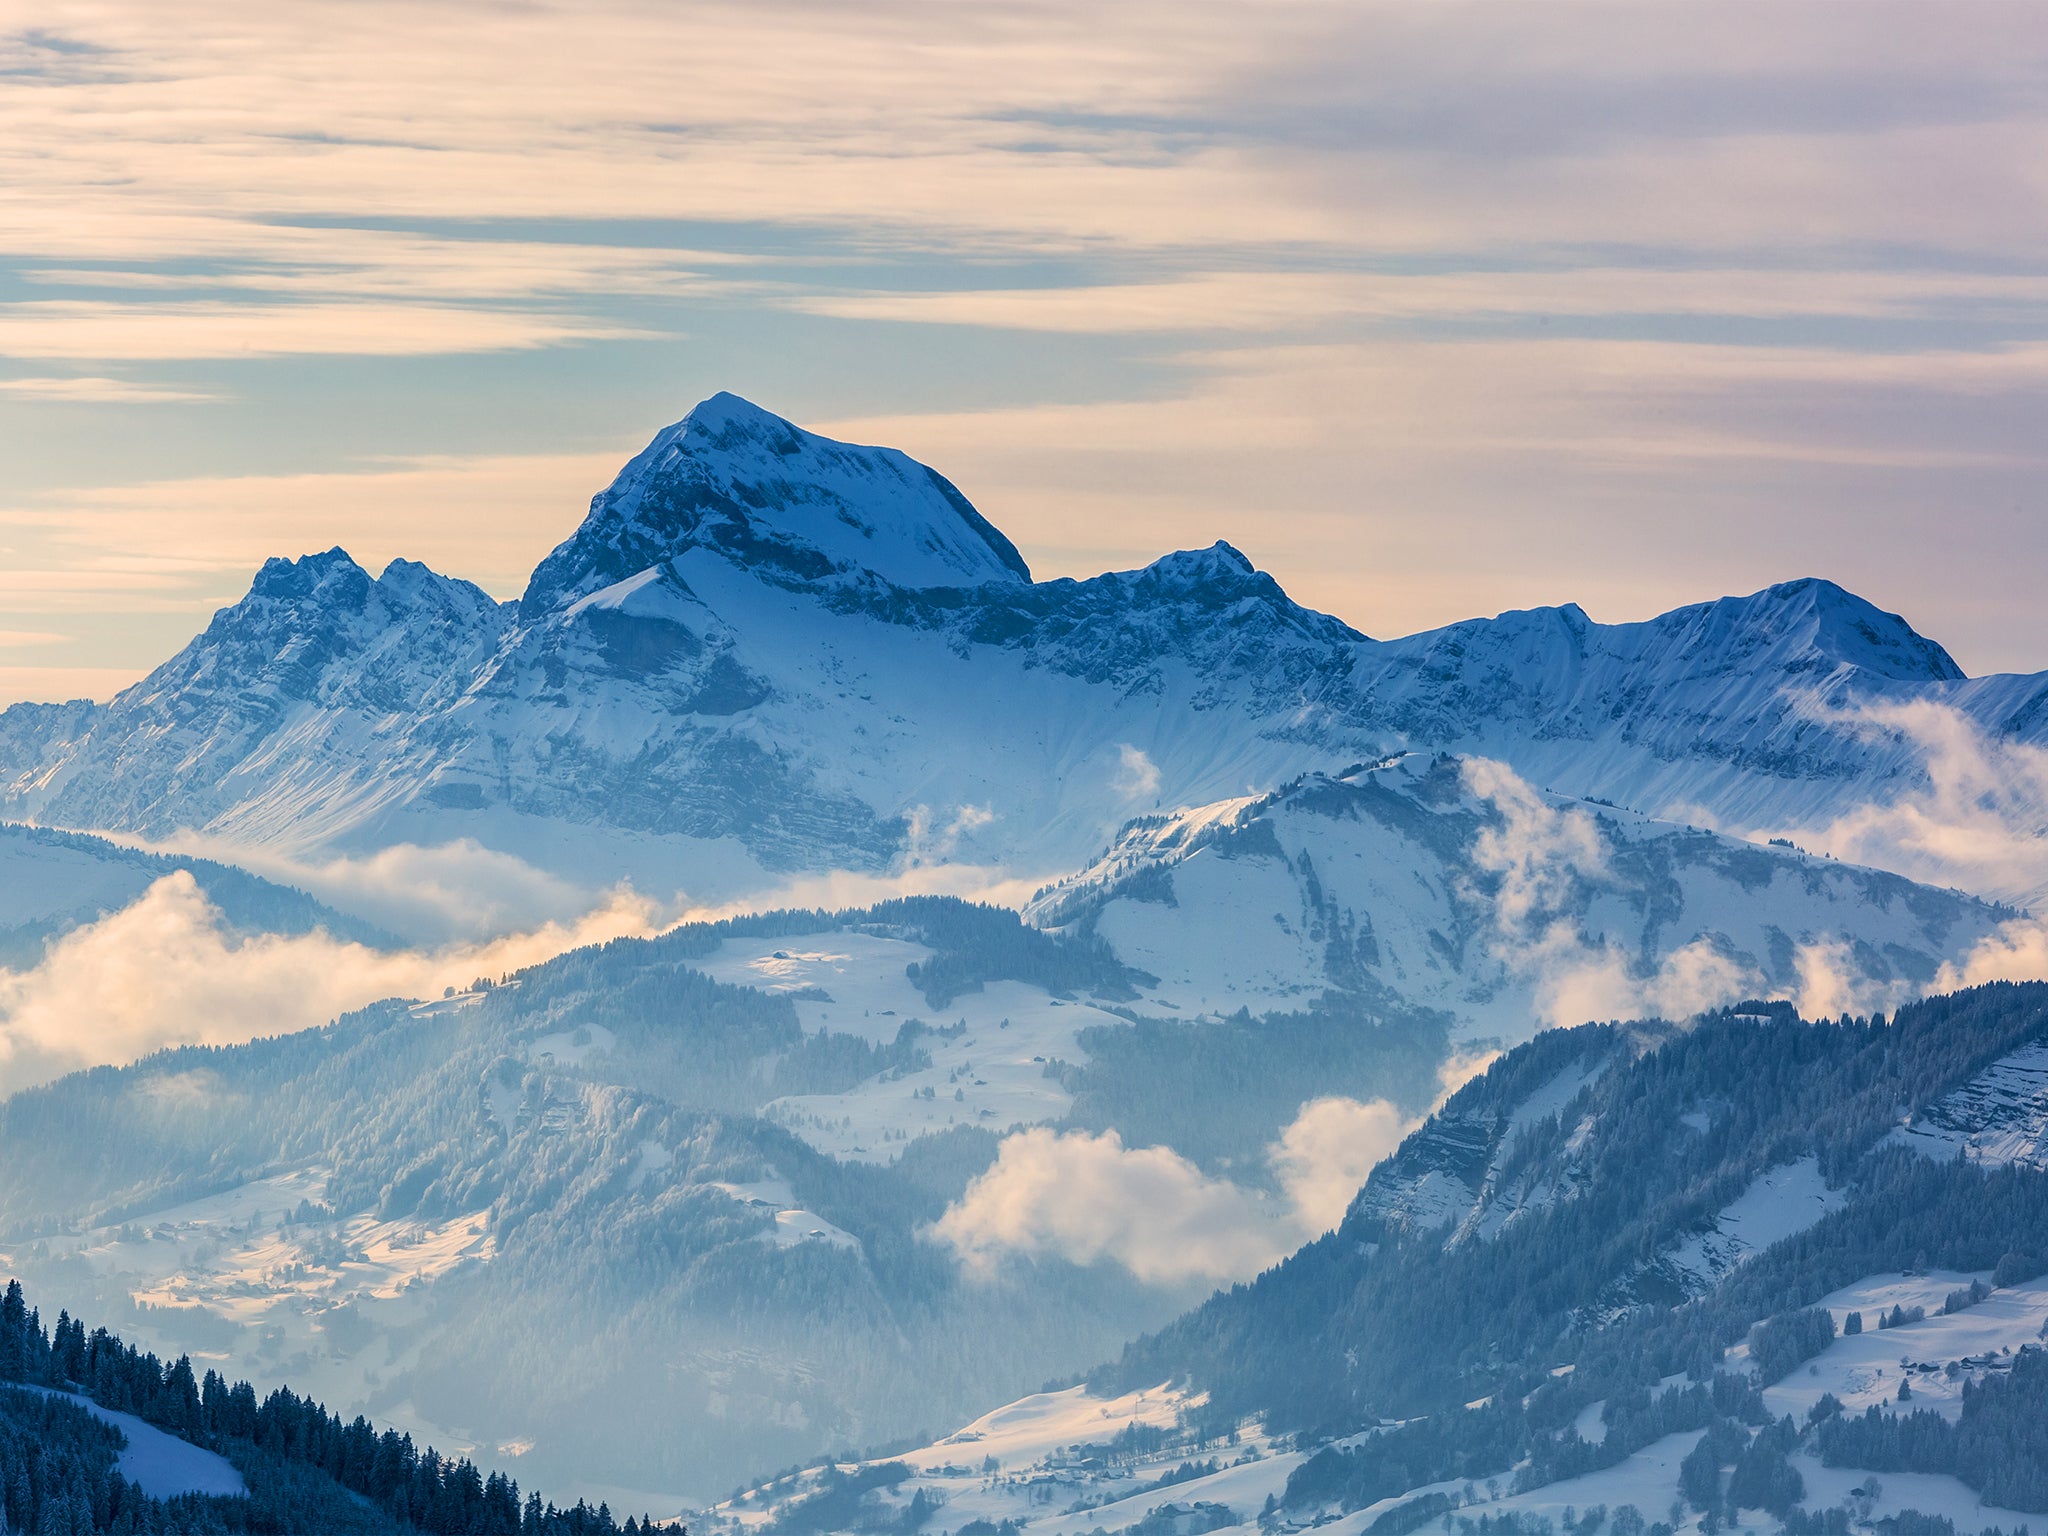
[1613,577,1966,684]
[3,393,2041,905]
[162,547,504,703]
[1688,575,1965,682]
[244,545,373,605]
[519,391,1032,616]
[1106,539,1344,622]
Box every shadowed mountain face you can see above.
[0,392,2040,903]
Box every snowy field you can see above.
[692,933,1125,1162]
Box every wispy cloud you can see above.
[1779,698,2048,910]
[0,375,217,402]
[0,301,646,360]
[9,4,2048,263]
[1458,756,1927,1027]
[788,268,2048,335]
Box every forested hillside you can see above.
[712,983,2048,1536]
[1109,983,2048,1427]
[0,1278,651,1533]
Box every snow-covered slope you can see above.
[1891,1038,2048,1169]
[7,392,2047,910]
[1028,756,2002,1039]
[15,1383,248,1499]
[688,930,1128,1162]
[0,549,512,852]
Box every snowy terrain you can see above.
[1893,1040,2048,1168]
[13,1383,248,1499]
[692,932,1120,1161]
[14,1382,248,1499]
[1660,1158,1846,1291]
[1033,758,2002,1041]
[5,392,2048,914]
[709,1271,2048,1536]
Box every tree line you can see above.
[0,1279,663,1535]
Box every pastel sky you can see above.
[5,1,2048,706]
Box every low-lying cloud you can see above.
[1268,1095,1420,1236]
[0,870,662,1094]
[934,1052,1498,1287]
[134,825,1057,946]
[1784,697,2048,912]
[1460,755,1938,1026]
[149,834,629,945]
[933,1127,1283,1287]
[0,830,1071,1095]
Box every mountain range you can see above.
[6,395,2048,1530]
[4,392,2045,912]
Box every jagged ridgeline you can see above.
[8,391,2048,912]
[0,1278,654,1534]
[1094,982,2048,1518]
